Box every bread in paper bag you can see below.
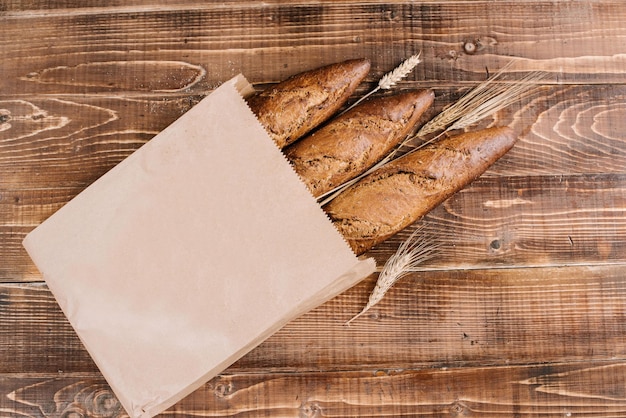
[22,75,375,418]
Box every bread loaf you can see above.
[285,89,434,198]
[247,59,371,148]
[325,127,517,255]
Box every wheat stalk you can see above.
[340,53,422,114]
[346,225,439,325]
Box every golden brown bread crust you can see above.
[246,59,371,148]
[324,127,518,255]
[285,89,435,198]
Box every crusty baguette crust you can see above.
[325,127,518,255]
[285,89,435,198]
[247,59,371,148]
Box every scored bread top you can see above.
[286,89,435,198]
[325,126,517,255]
[247,58,371,148]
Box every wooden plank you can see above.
[1,84,625,189]
[135,363,626,417]
[2,265,626,375]
[2,2,626,97]
[3,0,357,11]
[3,361,626,417]
[3,172,624,280]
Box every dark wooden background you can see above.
[2,1,625,416]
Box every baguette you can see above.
[247,58,371,148]
[324,127,518,255]
[285,89,434,198]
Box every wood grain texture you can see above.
[3,173,624,280]
[3,265,626,375]
[1,85,624,190]
[0,96,198,189]
[2,1,626,96]
[3,362,626,417]
[1,0,625,416]
[369,173,626,266]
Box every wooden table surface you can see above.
[2,1,625,416]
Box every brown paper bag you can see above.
[23,75,375,418]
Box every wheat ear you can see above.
[340,53,422,114]
[395,68,548,154]
[416,64,549,138]
[346,225,439,325]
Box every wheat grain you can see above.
[340,53,422,114]
[346,225,439,324]
[378,53,422,89]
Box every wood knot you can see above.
[463,36,497,55]
[463,42,477,54]
[90,389,122,416]
[489,239,502,250]
[300,401,322,418]
[214,382,234,398]
[0,109,10,132]
[449,400,469,416]
[0,110,10,123]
